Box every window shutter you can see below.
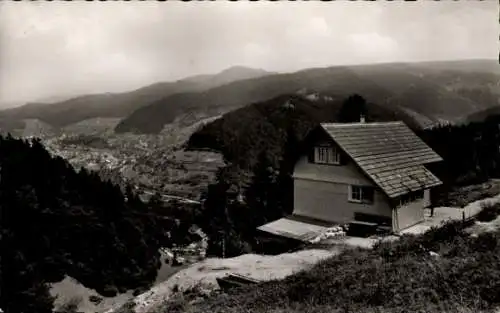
[339,152,347,165]
[308,147,315,163]
[363,187,374,203]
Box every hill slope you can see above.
[116,59,500,134]
[465,106,500,123]
[0,66,271,132]
[115,66,392,134]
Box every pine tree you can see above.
[245,151,278,226]
[276,127,299,217]
[338,94,367,123]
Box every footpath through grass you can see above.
[154,203,500,313]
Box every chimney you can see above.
[360,114,366,123]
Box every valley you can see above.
[41,116,225,202]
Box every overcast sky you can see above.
[0,1,497,107]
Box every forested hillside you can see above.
[116,59,500,134]
[187,93,418,169]
[0,135,193,313]
[465,106,500,123]
[417,114,500,185]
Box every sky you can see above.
[0,1,498,107]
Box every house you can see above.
[258,119,443,241]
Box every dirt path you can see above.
[114,248,341,313]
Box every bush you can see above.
[373,220,468,261]
[88,295,103,304]
[476,202,500,222]
[470,232,499,253]
[101,285,119,297]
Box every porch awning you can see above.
[257,215,336,242]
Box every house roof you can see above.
[320,121,443,198]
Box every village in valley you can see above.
[1,1,500,313]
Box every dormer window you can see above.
[314,146,340,165]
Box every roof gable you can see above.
[319,121,443,198]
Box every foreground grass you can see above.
[153,204,500,313]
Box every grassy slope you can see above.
[116,59,500,134]
[155,204,500,313]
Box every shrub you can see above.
[88,295,103,304]
[101,285,119,297]
[476,202,500,222]
[470,232,499,253]
[373,220,468,261]
[133,287,147,296]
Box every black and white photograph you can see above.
[0,1,499,313]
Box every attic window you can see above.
[349,185,374,204]
[314,146,340,165]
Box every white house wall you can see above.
[424,189,431,207]
[293,178,392,224]
[293,155,373,186]
[392,195,427,232]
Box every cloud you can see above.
[349,32,400,61]
[309,17,331,37]
[0,1,497,106]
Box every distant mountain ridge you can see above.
[115,59,500,134]
[0,66,272,133]
[182,66,274,86]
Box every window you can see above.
[351,186,362,201]
[314,146,340,165]
[349,185,374,204]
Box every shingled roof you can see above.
[320,121,443,198]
